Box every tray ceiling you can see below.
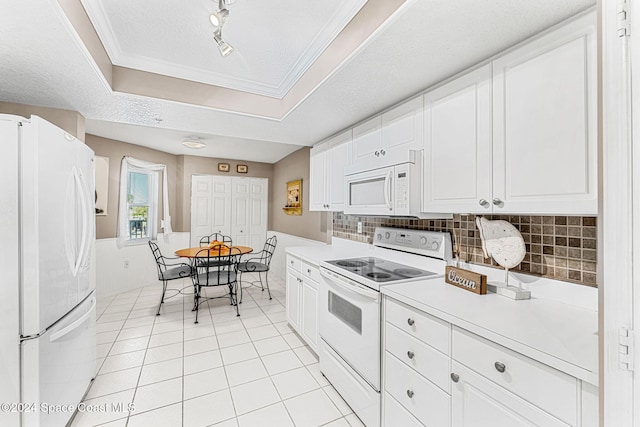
[81,0,367,98]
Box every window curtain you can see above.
[116,156,172,247]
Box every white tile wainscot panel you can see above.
[95,232,190,298]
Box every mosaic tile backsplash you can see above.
[332,213,598,287]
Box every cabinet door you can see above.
[381,96,423,165]
[492,13,597,214]
[286,270,301,332]
[451,362,569,427]
[309,148,328,211]
[327,142,349,211]
[423,65,492,213]
[301,278,319,353]
[352,115,382,169]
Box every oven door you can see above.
[319,267,381,390]
[344,166,394,216]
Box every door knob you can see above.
[407,318,415,326]
[450,373,460,383]
[375,151,380,157]
[406,390,414,398]
[494,361,506,373]
[407,351,415,360]
[479,199,490,208]
[492,198,503,206]
[380,149,386,156]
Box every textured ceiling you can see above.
[0,0,596,163]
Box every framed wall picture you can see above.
[237,164,248,173]
[283,179,302,215]
[218,163,230,172]
[94,155,109,215]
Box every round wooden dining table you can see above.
[175,245,253,258]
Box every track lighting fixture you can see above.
[210,0,235,57]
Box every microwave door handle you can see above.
[384,170,393,210]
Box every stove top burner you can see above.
[336,260,370,268]
[366,272,392,280]
[394,268,424,277]
[325,257,437,284]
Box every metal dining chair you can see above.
[198,233,233,268]
[192,245,243,323]
[237,235,277,303]
[148,240,194,315]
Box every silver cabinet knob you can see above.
[494,362,506,373]
[492,198,503,206]
[479,199,490,207]
[407,318,415,326]
[307,269,311,274]
[407,351,415,360]
[450,373,460,383]
[380,149,386,155]
[406,390,414,398]
[375,151,380,157]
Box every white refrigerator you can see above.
[0,114,97,427]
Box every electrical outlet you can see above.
[124,260,129,269]
[357,221,363,234]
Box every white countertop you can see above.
[382,278,598,385]
[285,238,598,385]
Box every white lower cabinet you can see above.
[382,297,598,427]
[451,362,569,427]
[285,255,320,353]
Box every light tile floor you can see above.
[71,274,364,427]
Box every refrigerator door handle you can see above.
[49,297,96,342]
[72,167,88,276]
[78,169,93,268]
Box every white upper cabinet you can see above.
[422,11,596,215]
[351,115,382,169]
[381,96,424,165]
[492,12,597,214]
[423,65,492,214]
[350,97,424,172]
[309,129,351,211]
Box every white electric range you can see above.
[318,227,453,427]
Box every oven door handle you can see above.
[321,268,380,302]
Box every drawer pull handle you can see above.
[406,390,414,398]
[407,351,415,360]
[407,318,415,326]
[494,362,506,373]
[450,373,460,383]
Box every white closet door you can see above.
[211,176,232,237]
[249,178,268,251]
[190,176,213,247]
[231,177,250,246]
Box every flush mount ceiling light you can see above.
[182,138,206,149]
[210,0,235,57]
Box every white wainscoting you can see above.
[267,231,326,281]
[95,232,190,298]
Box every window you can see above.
[117,157,172,248]
[126,169,158,241]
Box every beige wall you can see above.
[86,135,179,239]
[177,155,275,231]
[0,102,85,140]
[271,147,328,243]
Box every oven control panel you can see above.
[373,227,453,261]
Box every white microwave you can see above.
[344,153,449,218]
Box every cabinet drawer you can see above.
[385,323,450,393]
[452,327,577,426]
[385,352,450,427]
[300,261,320,282]
[383,392,424,427]
[287,255,300,272]
[385,298,450,355]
